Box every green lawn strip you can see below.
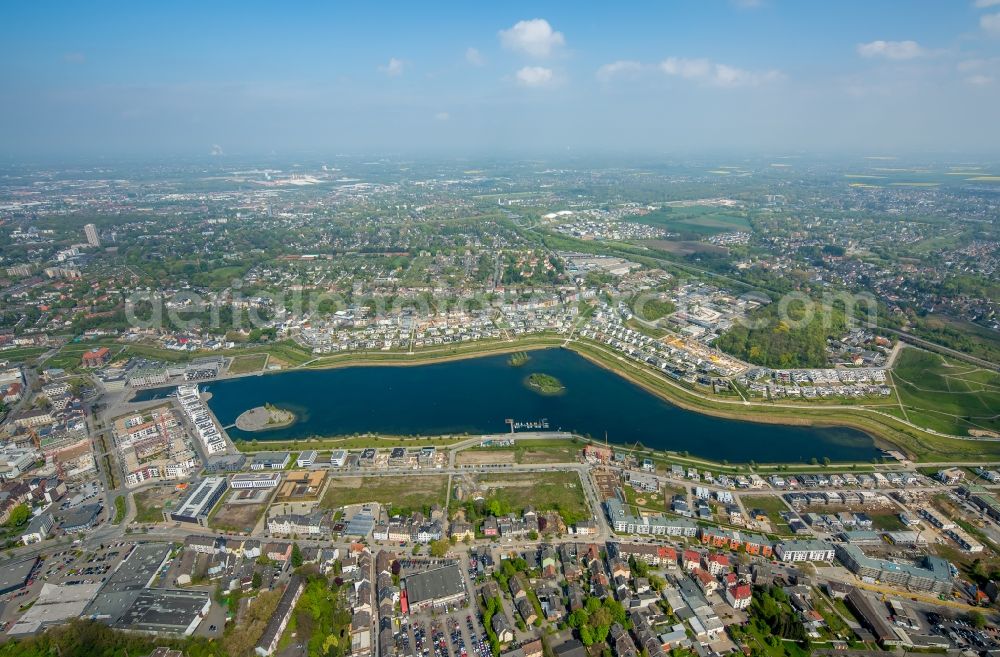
[112,496,126,524]
[234,434,468,452]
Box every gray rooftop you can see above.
[0,557,38,592]
[405,563,465,606]
[112,589,210,634]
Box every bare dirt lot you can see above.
[592,468,620,501]
[211,500,267,533]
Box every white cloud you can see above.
[982,12,1000,35]
[966,74,994,85]
[515,65,555,87]
[596,60,643,82]
[434,111,451,121]
[974,0,1000,8]
[959,57,999,85]
[379,57,405,76]
[659,57,781,87]
[660,57,713,80]
[465,47,485,66]
[856,40,925,60]
[499,19,565,57]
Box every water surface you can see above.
[135,348,878,463]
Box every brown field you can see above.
[211,502,267,533]
[592,468,620,501]
[456,450,516,466]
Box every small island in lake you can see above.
[508,351,530,367]
[525,372,565,396]
[235,403,296,432]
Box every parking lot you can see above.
[0,541,136,629]
[397,610,494,657]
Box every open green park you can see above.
[891,347,1000,437]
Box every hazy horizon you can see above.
[3,1,1000,159]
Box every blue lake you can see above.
[134,347,879,463]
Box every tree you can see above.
[429,539,450,558]
[5,504,30,527]
[251,572,263,589]
[290,542,303,568]
[967,610,987,629]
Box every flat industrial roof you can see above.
[58,503,103,529]
[102,543,172,593]
[232,472,282,482]
[0,556,38,592]
[112,589,210,634]
[174,477,226,518]
[8,582,102,634]
[405,563,465,606]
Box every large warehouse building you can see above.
[166,477,228,526]
[402,563,466,613]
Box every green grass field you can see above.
[0,346,48,364]
[473,470,590,525]
[228,353,268,374]
[119,344,193,362]
[630,206,751,238]
[892,347,1000,436]
[231,341,313,367]
[320,475,449,515]
[742,495,793,533]
[868,510,906,531]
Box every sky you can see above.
[2,0,1000,159]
